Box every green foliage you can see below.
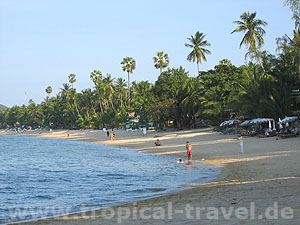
[232,12,267,70]
[284,0,300,28]
[153,51,170,74]
[185,31,211,75]
[0,104,8,111]
[153,67,192,129]
[68,73,76,88]
[1,20,300,129]
[200,59,246,122]
[121,57,136,105]
[45,86,52,96]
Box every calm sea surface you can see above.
[0,135,220,224]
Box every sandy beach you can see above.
[1,128,300,224]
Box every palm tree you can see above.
[90,70,102,85]
[59,83,77,120]
[45,86,52,97]
[68,73,76,89]
[284,0,300,28]
[185,31,211,76]
[121,57,136,105]
[103,74,115,110]
[231,12,268,71]
[115,78,127,107]
[90,70,105,113]
[153,51,169,74]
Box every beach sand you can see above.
[1,128,300,224]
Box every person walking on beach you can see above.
[110,132,114,141]
[186,141,192,161]
[142,127,147,136]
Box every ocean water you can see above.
[0,135,220,224]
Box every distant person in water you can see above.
[155,139,161,146]
[177,159,183,164]
[186,141,192,161]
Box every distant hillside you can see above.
[0,104,8,111]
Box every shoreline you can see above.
[1,128,300,224]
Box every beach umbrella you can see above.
[233,120,240,125]
[240,120,251,126]
[219,120,240,127]
[278,116,298,125]
[250,118,274,125]
[219,121,227,127]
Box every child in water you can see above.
[155,139,161,146]
[177,159,183,164]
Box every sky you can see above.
[0,0,295,107]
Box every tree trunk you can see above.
[128,72,130,106]
[256,51,265,73]
[120,94,123,107]
[99,101,103,113]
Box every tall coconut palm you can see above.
[90,70,102,85]
[59,83,77,120]
[103,74,115,110]
[121,57,136,105]
[115,78,127,107]
[68,73,76,89]
[45,86,52,97]
[90,70,105,113]
[231,12,268,71]
[153,51,170,74]
[185,31,211,76]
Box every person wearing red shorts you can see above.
[186,141,192,161]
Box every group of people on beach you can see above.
[155,139,192,163]
[106,130,116,141]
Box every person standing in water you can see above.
[186,141,192,161]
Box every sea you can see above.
[0,134,220,224]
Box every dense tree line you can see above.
[1,9,300,130]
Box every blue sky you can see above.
[0,0,295,107]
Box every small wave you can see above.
[37,178,51,183]
[127,188,167,194]
[146,188,167,193]
[35,195,54,200]
[127,189,146,194]
[96,173,136,179]
[44,170,66,173]
[59,178,72,182]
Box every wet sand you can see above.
[1,128,300,224]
